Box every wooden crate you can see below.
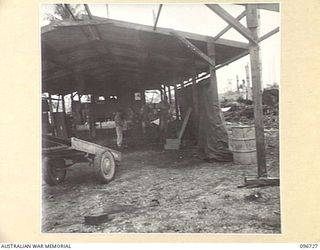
[164,139,180,150]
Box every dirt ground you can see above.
[42,129,280,233]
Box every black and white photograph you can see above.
[41,3,280,233]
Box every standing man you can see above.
[159,96,170,142]
[140,104,150,135]
[114,109,124,148]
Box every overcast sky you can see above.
[41,4,280,94]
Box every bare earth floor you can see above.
[42,130,280,233]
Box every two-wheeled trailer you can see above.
[42,135,121,185]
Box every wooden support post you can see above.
[56,97,60,112]
[89,94,96,139]
[206,39,220,108]
[70,93,75,133]
[142,88,146,104]
[70,93,74,114]
[174,84,180,120]
[48,93,56,136]
[162,85,167,100]
[246,5,267,177]
[168,85,172,104]
[192,76,199,121]
[165,85,168,102]
[159,85,162,100]
[61,95,66,114]
[159,86,163,101]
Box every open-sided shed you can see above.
[41,3,280,187]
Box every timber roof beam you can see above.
[171,31,215,67]
[205,4,257,45]
[214,10,246,40]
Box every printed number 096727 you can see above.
[300,244,318,248]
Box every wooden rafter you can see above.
[216,26,280,69]
[65,4,102,42]
[238,3,279,12]
[214,10,246,40]
[181,24,279,85]
[153,4,163,31]
[84,4,93,19]
[83,4,109,44]
[63,4,123,73]
[256,3,280,12]
[259,27,280,42]
[216,38,248,49]
[105,4,110,18]
[64,4,77,20]
[171,31,215,67]
[216,51,248,70]
[205,4,257,44]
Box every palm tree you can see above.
[53,4,84,20]
[42,4,85,24]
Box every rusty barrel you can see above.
[230,125,257,165]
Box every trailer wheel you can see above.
[94,151,116,184]
[42,157,67,185]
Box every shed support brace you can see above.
[153,4,163,31]
[174,84,180,120]
[171,32,216,67]
[214,10,246,40]
[206,4,257,44]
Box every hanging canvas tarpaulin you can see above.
[196,79,233,162]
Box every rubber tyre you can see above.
[42,157,67,186]
[94,151,116,184]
